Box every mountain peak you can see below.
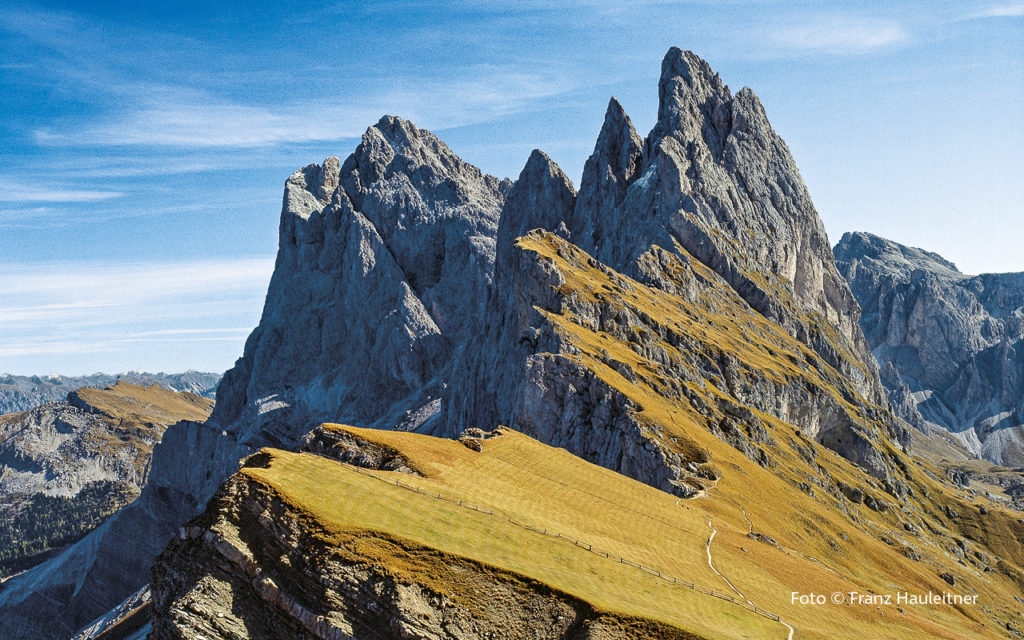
[370,114,433,152]
[834,231,963,279]
[603,96,630,128]
[496,149,576,272]
[596,97,643,178]
[661,48,722,87]
[568,97,644,255]
[657,48,728,127]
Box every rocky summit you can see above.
[835,231,1024,464]
[443,48,906,499]
[4,49,1024,640]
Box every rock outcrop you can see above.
[835,231,1024,464]
[564,50,883,405]
[214,115,506,443]
[445,229,907,498]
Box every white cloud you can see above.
[0,258,275,369]
[0,330,253,358]
[33,70,572,148]
[771,17,908,54]
[0,258,275,303]
[971,3,1024,17]
[54,158,230,179]
[0,180,123,202]
[0,258,274,334]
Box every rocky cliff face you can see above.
[835,231,1024,464]
[443,47,904,494]
[213,115,506,443]
[445,229,907,499]
[566,50,883,404]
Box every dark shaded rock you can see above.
[864,494,890,513]
[837,482,865,504]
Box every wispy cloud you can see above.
[970,3,1024,18]
[0,258,274,369]
[0,330,253,358]
[0,180,123,202]
[0,258,275,303]
[33,69,572,148]
[0,193,274,229]
[4,5,576,150]
[0,258,273,333]
[51,157,233,179]
[770,17,909,54]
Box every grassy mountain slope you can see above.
[203,421,1013,639]
[507,232,1024,636]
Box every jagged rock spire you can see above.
[495,149,576,278]
[570,97,644,254]
[656,47,728,133]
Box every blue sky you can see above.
[1,1,1022,376]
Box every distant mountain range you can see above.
[0,371,221,415]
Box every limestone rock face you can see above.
[1,404,144,500]
[445,229,906,498]
[567,97,643,256]
[563,49,883,406]
[215,115,505,443]
[835,231,1024,464]
[443,151,577,438]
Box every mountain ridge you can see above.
[0,382,214,580]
